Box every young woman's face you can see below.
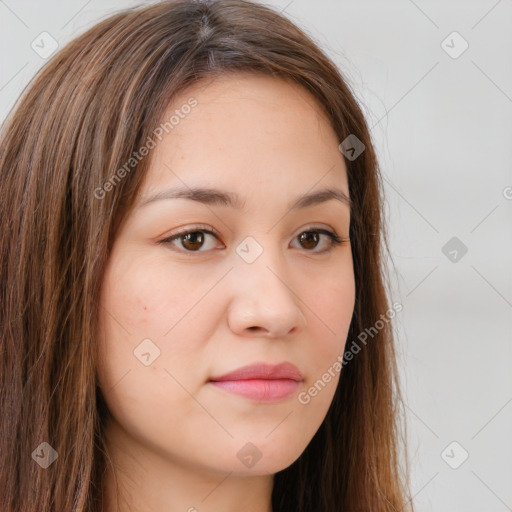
[97,72,355,477]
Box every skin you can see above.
[97,72,355,512]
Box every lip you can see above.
[210,362,303,382]
[209,362,303,403]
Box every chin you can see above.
[215,438,307,475]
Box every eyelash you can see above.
[158,224,348,256]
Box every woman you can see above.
[0,1,413,510]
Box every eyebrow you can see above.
[137,186,352,211]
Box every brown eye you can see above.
[293,229,343,253]
[160,227,221,254]
[160,226,345,256]
[298,231,320,250]
[180,231,205,251]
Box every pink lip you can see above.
[209,362,303,403]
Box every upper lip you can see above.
[209,362,303,382]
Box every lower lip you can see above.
[209,379,301,402]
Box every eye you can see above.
[159,224,222,253]
[159,225,348,255]
[291,228,346,253]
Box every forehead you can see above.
[171,71,328,120]
[140,72,348,200]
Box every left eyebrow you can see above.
[137,186,352,211]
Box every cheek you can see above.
[297,265,355,410]
[306,266,355,352]
[99,256,179,336]
[95,255,213,442]
[96,251,224,393]
[100,251,227,341]
[96,254,177,400]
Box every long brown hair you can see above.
[0,1,413,510]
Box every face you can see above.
[97,72,355,477]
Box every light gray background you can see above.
[1,1,511,510]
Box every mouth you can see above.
[208,362,303,403]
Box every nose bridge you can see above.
[227,234,306,337]
[234,233,289,293]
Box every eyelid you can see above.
[168,223,220,238]
[163,223,344,239]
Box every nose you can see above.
[226,246,307,339]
